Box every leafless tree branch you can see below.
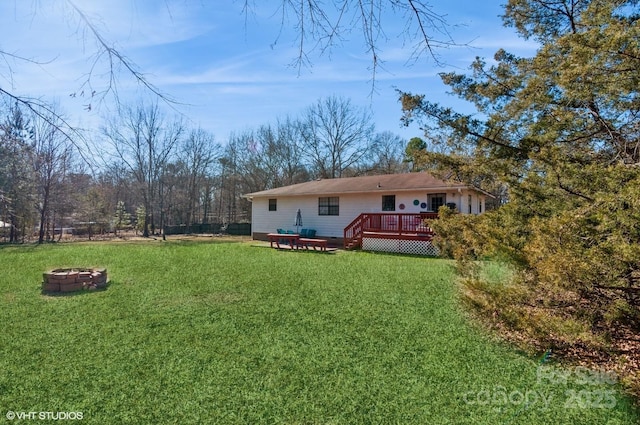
[0,87,92,163]
[66,0,180,110]
[243,0,459,88]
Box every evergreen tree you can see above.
[0,104,36,242]
[113,200,132,236]
[401,0,640,353]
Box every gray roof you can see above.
[243,173,493,198]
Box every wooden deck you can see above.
[344,212,437,249]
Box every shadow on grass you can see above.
[353,249,442,260]
[40,282,111,297]
[254,245,339,254]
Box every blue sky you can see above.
[1,1,538,144]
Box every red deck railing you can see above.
[343,212,438,249]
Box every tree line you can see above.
[0,95,411,243]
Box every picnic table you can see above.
[267,233,328,251]
[267,233,299,249]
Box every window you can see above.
[268,199,277,211]
[468,195,472,214]
[382,195,396,211]
[479,199,483,213]
[428,193,446,212]
[318,197,339,216]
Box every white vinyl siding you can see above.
[249,188,487,239]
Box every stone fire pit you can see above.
[42,268,108,293]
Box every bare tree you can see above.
[31,104,74,243]
[103,102,183,237]
[366,131,409,174]
[298,95,375,178]
[177,128,222,226]
[261,118,310,186]
[230,120,308,194]
[218,135,246,224]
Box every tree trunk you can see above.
[38,188,50,244]
[143,213,150,237]
[9,214,18,243]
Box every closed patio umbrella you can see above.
[294,209,303,234]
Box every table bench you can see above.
[267,233,299,249]
[296,237,328,252]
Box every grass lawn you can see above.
[0,240,637,424]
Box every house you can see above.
[243,172,493,254]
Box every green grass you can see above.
[0,240,637,424]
